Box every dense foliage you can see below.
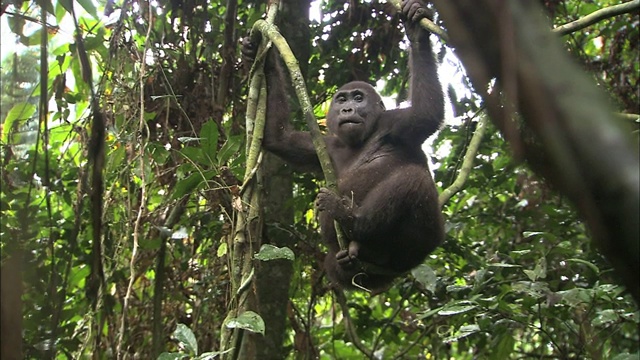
[0,0,637,359]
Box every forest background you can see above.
[0,0,638,359]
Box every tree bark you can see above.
[239,1,311,359]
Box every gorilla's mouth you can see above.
[338,119,363,127]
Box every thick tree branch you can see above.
[553,0,640,36]
[432,0,639,302]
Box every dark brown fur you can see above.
[243,0,445,293]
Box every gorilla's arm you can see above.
[260,46,323,172]
[385,1,444,145]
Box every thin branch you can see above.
[438,116,488,207]
[553,0,640,36]
[387,0,449,41]
[117,2,153,357]
[333,289,374,358]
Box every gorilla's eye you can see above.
[354,94,364,102]
[336,94,347,103]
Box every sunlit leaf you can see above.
[254,244,295,261]
[438,303,477,316]
[443,324,480,343]
[411,264,437,292]
[224,311,265,335]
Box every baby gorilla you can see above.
[243,0,444,293]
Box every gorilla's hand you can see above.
[315,188,354,222]
[401,0,434,42]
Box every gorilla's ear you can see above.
[379,101,386,111]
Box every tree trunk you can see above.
[238,1,311,359]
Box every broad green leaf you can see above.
[4,102,36,122]
[76,0,98,18]
[180,147,208,167]
[254,244,295,261]
[217,135,243,166]
[54,1,67,23]
[593,309,619,326]
[438,303,477,316]
[411,264,437,293]
[217,242,228,257]
[200,121,219,160]
[171,170,217,199]
[489,333,515,360]
[2,103,36,143]
[417,306,442,320]
[512,281,549,299]
[224,311,265,335]
[524,257,546,281]
[443,324,480,343]
[171,323,198,355]
[559,287,594,307]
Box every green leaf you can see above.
[180,147,207,167]
[565,258,599,275]
[513,281,549,299]
[557,288,592,307]
[523,257,547,281]
[3,103,37,142]
[217,135,243,166]
[442,324,480,343]
[254,244,295,261]
[593,309,619,326]
[76,0,98,18]
[411,264,437,293]
[224,311,265,335]
[438,303,477,316]
[171,323,198,355]
[171,170,217,199]
[488,263,521,268]
[200,121,219,161]
[522,231,556,241]
[611,353,640,360]
[217,242,228,257]
[489,333,515,360]
[178,136,202,144]
[4,102,36,121]
[522,231,545,238]
[54,1,67,23]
